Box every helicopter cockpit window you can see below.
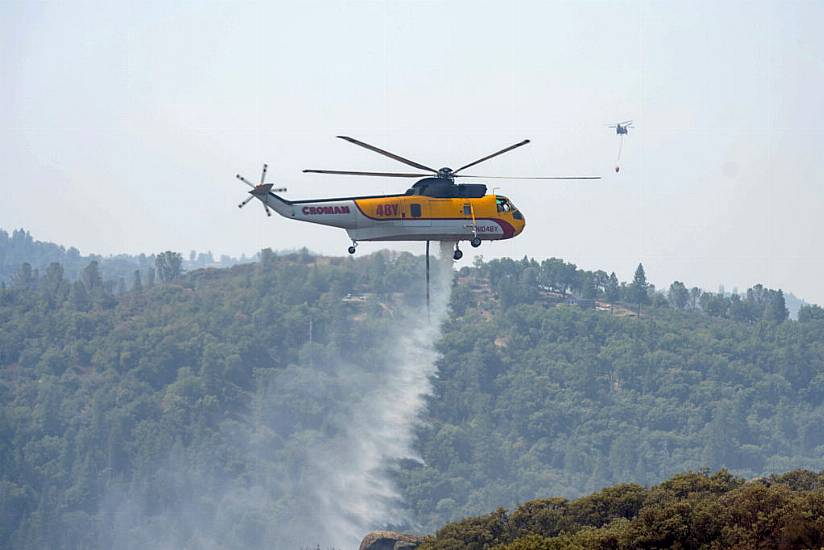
[410,203,422,218]
[507,199,522,219]
[496,197,511,213]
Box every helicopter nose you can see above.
[510,214,525,235]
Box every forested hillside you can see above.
[0,228,252,287]
[3,237,824,548]
[397,257,824,531]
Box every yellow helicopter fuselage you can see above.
[256,189,525,243]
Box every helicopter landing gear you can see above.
[470,237,482,248]
[453,243,463,261]
[347,241,358,255]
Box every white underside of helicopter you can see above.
[261,195,507,242]
[346,220,506,242]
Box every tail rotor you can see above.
[235,163,286,217]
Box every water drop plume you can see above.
[99,246,455,549]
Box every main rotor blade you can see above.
[303,169,428,178]
[336,136,438,173]
[260,163,268,185]
[452,139,531,175]
[457,174,601,180]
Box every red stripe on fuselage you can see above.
[496,219,516,238]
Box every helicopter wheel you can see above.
[470,237,481,248]
[347,246,357,255]
[453,248,463,261]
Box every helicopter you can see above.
[235,136,600,261]
[609,120,633,135]
[608,121,634,172]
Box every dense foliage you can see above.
[395,257,824,531]
[420,469,824,549]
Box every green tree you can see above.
[668,281,689,310]
[578,272,597,299]
[559,262,578,296]
[259,247,275,266]
[630,263,649,313]
[763,289,788,323]
[699,292,728,317]
[728,293,752,321]
[155,251,183,283]
[605,272,620,303]
[593,270,609,297]
[689,287,702,310]
[41,263,65,303]
[80,260,102,291]
[538,258,559,291]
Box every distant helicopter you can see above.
[609,120,633,135]
[235,137,600,261]
[608,120,633,172]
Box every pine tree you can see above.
[630,263,649,314]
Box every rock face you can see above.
[358,530,424,550]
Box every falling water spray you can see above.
[301,242,455,547]
[100,246,455,550]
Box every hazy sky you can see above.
[2,0,823,303]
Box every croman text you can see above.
[302,205,351,215]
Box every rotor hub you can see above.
[437,167,454,180]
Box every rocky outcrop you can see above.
[358,530,424,550]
